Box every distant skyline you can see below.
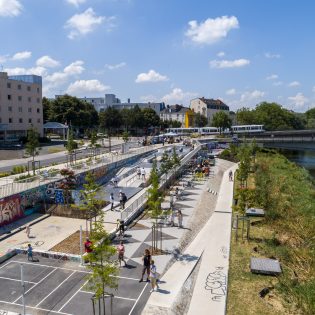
[0,0,314,112]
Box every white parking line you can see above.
[0,276,37,284]
[58,279,90,312]
[0,299,71,315]
[128,282,148,315]
[0,260,12,270]
[80,290,137,301]
[35,271,75,307]
[13,267,57,303]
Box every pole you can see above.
[21,263,26,315]
[80,225,83,265]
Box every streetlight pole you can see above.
[20,263,26,315]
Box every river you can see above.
[279,149,315,179]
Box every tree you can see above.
[49,95,99,130]
[160,150,173,176]
[236,144,251,188]
[142,108,160,135]
[130,105,144,135]
[25,128,40,175]
[121,108,132,131]
[171,147,180,169]
[122,131,129,143]
[66,129,78,165]
[194,112,208,127]
[59,168,76,206]
[42,97,52,123]
[82,173,118,312]
[236,107,257,125]
[212,111,232,133]
[99,107,122,151]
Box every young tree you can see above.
[66,129,78,165]
[193,112,208,127]
[212,111,232,134]
[59,168,76,206]
[25,128,40,175]
[122,131,129,143]
[160,150,173,177]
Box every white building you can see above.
[0,72,43,142]
[160,104,191,127]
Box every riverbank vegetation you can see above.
[224,143,315,315]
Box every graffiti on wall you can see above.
[0,195,23,226]
[205,266,227,302]
[20,186,46,212]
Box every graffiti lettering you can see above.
[205,267,227,302]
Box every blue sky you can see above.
[0,0,314,112]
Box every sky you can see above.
[0,0,315,112]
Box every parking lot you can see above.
[0,254,150,315]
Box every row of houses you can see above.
[0,71,234,142]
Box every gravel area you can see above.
[50,230,87,254]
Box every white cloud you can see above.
[266,74,278,80]
[162,88,197,104]
[36,56,60,68]
[288,81,300,87]
[185,16,239,45]
[0,54,8,63]
[288,93,308,108]
[135,69,169,83]
[217,51,225,58]
[66,0,86,7]
[140,95,159,102]
[0,0,22,17]
[265,52,281,59]
[66,79,110,96]
[226,88,236,95]
[11,51,32,61]
[105,62,126,70]
[209,58,250,69]
[273,81,283,86]
[4,66,47,76]
[240,90,265,104]
[65,8,114,39]
[64,60,85,74]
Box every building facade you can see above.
[160,104,193,127]
[0,72,43,142]
[190,97,230,126]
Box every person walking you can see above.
[117,241,127,267]
[25,225,31,239]
[110,192,115,211]
[177,209,183,229]
[122,192,127,209]
[137,167,141,180]
[175,187,179,200]
[229,170,233,181]
[27,244,34,261]
[141,167,146,181]
[119,190,124,209]
[114,176,119,187]
[149,260,159,292]
[117,219,125,238]
[139,249,151,282]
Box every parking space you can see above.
[0,255,149,315]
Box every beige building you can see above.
[160,104,191,127]
[190,97,230,126]
[0,72,43,142]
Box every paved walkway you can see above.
[142,161,237,315]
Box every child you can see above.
[27,244,34,261]
[149,260,159,292]
[117,241,127,267]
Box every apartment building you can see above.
[160,104,193,127]
[0,72,43,142]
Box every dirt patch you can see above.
[50,230,88,255]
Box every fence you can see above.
[0,145,161,199]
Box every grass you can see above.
[47,147,65,154]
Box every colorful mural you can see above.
[0,194,23,227]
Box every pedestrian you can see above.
[170,207,176,227]
[84,237,93,253]
[114,176,119,187]
[149,260,159,292]
[170,194,174,209]
[117,241,127,267]
[229,170,233,181]
[137,167,141,179]
[141,167,146,181]
[175,187,179,200]
[25,225,31,239]
[119,190,124,209]
[27,244,34,261]
[110,192,114,211]
[122,192,127,209]
[177,209,183,228]
[117,219,125,237]
[139,249,151,282]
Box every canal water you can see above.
[279,149,315,179]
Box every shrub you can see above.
[0,172,10,178]
[11,165,27,175]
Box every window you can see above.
[19,118,23,123]
[8,106,12,112]
[18,84,21,90]
[7,83,11,88]
[28,108,32,113]
[18,107,22,113]
[27,86,31,92]
[28,97,31,102]
[37,108,40,113]
[18,96,22,101]
[7,95,11,100]
[9,118,13,123]
[28,118,32,123]
[37,118,40,123]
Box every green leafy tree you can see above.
[59,168,76,206]
[194,112,208,127]
[130,105,144,135]
[25,128,40,175]
[236,107,257,125]
[236,144,251,188]
[160,150,173,176]
[142,108,160,134]
[99,107,122,151]
[122,131,129,143]
[171,147,180,168]
[66,129,78,165]
[212,111,232,134]
[121,108,132,131]
[42,97,52,123]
